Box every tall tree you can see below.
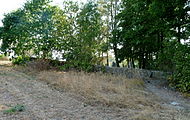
[71,1,102,69]
[0,9,30,56]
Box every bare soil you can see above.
[0,62,189,120]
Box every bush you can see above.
[170,43,190,92]
[25,59,51,71]
[156,41,190,93]
[64,51,97,72]
[0,54,4,58]
[60,61,94,72]
[12,56,30,65]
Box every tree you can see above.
[1,0,68,58]
[117,0,190,69]
[65,1,102,70]
[118,0,156,69]
[23,0,57,58]
[0,9,30,56]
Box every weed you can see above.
[3,104,25,114]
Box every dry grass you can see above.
[14,60,52,76]
[37,71,160,109]
[0,59,185,120]
[0,105,9,111]
[12,61,182,120]
[0,60,12,66]
[0,57,9,61]
[37,71,176,119]
[15,60,162,110]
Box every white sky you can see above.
[0,0,87,26]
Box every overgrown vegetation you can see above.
[0,0,190,92]
[12,56,30,65]
[171,43,190,92]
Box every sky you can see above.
[0,0,87,26]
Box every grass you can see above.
[13,61,180,119]
[16,61,161,109]
[3,104,25,114]
[36,70,174,119]
[37,71,160,109]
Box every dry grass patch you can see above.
[13,62,182,120]
[0,56,9,61]
[0,60,12,66]
[0,105,9,111]
[13,60,53,76]
[37,71,160,109]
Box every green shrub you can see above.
[59,62,94,72]
[12,56,30,65]
[170,43,190,92]
[3,104,25,114]
[0,54,4,58]
[63,51,97,72]
[157,42,190,93]
[59,64,70,71]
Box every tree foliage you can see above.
[1,0,103,71]
[64,1,103,71]
[117,0,190,92]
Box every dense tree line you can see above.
[117,0,190,69]
[0,0,190,92]
[117,0,190,92]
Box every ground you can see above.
[0,61,190,120]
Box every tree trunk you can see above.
[106,51,109,66]
[113,0,119,67]
[113,44,119,67]
[132,57,135,68]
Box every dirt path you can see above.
[0,66,190,120]
[145,79,190,116]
